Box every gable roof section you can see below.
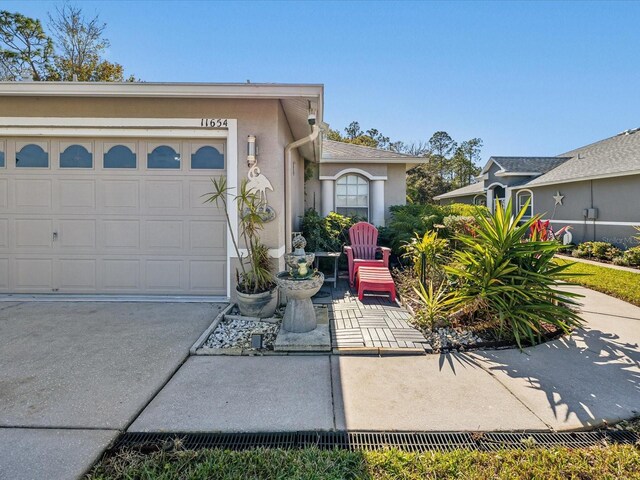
[482,156,571,175]
[526,128,640,187]
[433,182,485,200]
[321,139,424,164]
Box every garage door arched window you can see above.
[104,145,136,169]
[517,190,533,219]
[60,145,93,168]
[335,174,369,220]
[191,145,224,169]
[16,144,48,168]
[148,145,180,169]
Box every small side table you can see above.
[313,251,341,289]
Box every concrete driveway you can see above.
[0,301,223,480]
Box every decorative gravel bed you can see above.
[423,327,488,352]
[204,316,280,351]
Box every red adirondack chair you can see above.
[344,222,391,287]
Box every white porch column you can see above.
[321,179,334,216]
[371,180,385,227]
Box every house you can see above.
[0,81,421,299]
[305,139,423,226]
[434,129,640,246]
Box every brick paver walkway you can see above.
[313,280,430,352]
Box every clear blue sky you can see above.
[4,1,640,163]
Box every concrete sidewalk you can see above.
[130,286,639,434]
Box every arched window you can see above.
[60,144,93,168]
[191,145,224,169]
[335,174,369,219]
[104,145,136,169]
[517,190,533,219]
[147,145,180,169]
[473,194,486,206]
[16,144,48,168]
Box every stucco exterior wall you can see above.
[384,164,407,216]
[304,163,321,213]
[438,194,477,205]
[523,175,640,247]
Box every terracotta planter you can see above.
[236,287,278,318]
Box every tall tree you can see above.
[451,138,483,188]
[0,11,54,80]
[47,4,128,81]
[427,131,457,179]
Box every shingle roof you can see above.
[526,128,640,186]
[488,156,571,174]
[433,182,485,200]
[321,139,423,162]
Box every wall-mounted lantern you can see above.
[247,135,256,168]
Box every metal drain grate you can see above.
[111,430,638,454]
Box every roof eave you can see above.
[320,157,424,164]
[526,169,640,188]
[0,82,325,99]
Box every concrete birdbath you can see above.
[273,234,330,351]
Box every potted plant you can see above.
[204,176,278,318]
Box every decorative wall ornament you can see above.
[553,191,564,206]
[246,164,276,222]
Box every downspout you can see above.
[284,124,320,252]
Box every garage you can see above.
[0,134,229,296]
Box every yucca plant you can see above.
[413,280,460,328]
[445,199,583,348]
[203,176,274,294]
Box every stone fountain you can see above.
[273,233,330,351]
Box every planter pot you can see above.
[236,287,278,318]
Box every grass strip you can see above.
[88,445,640,480]
[556,259,640,307]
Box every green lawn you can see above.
[88,446,640,480]
[557,259,640,307]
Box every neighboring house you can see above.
[0,81,421,299]
[434,128,640,246]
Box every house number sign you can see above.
[200,118,229,128]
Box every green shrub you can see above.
[382,203,487,256]
[573,241,621,260]
[301,209,357,253]
[445,200,583,348]
[442,215,477,237]
[622,246,640,266]
[381,204,447,254]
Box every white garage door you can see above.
[0,137,227,296]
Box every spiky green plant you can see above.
[203,176,274,294]
[402,230,448,284]
[413,280,460,328]
[445,199,583,348]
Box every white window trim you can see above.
[517,189,533,218]
[334,174,370,220]
[319,167,386,181]
[473,193,486,206]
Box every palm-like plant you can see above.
[445,200,583,348]
[402,230,448,285]
[203,176,274,294]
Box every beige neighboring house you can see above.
[0,81,421,300]
[434,128,640,246]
